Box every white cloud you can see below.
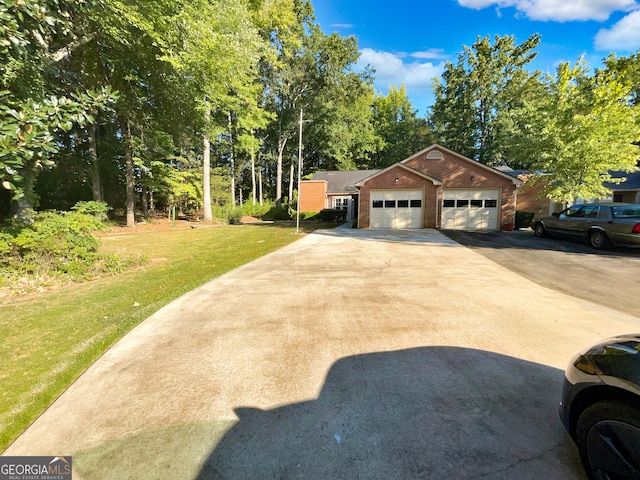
[595,10,640,50]
[458,0,638,22]
[329,23,354,29]
[410,49,448,60]
[356,48,445,91]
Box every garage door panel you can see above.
[370,190,423,229]
[442,190,500,230]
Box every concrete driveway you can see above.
[5,227,640,479]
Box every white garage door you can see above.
[441,190,500,230]
[370,190,423,229]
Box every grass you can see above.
[0,222,331,452]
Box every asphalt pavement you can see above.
[4,227,640,479]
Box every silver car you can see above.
[533,202,640,249]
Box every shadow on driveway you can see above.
[197,347,584,480]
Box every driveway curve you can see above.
[5,227,639,479]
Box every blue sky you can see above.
[312,0,640,114]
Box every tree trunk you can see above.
[228,112,236,207]
[251,149,256,205]
[87,123,103,202]
[10,164,36,219]
[119,116,135,227]
[258,168,263,206]
[202,104,213,222]
[276,135,287,206]
[142,185,149,219]
[288,158,294,206]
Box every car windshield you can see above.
[611,205,640,219]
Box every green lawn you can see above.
[0,223,317,452]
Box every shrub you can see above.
[317,209,347,222]
[515,211,535,230]
[70,201,111,221]
[0,206,140,292]
[262,205,291,221]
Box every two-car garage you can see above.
[354,145,521,230]
[368,189,500,230]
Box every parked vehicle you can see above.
[533,202,640,249]
[559,335,640,479]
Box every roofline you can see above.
[355,163,443,187]
[402,144,523,186]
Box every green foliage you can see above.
[317,209,347,222]
[430,34,541,165]
[71,200,111,219]
[0,204,140,291]
[369,85,434,168]
[263,205,291,221]
[510,60,640,203]
[209,202,272,224]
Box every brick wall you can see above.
[516,176,553,218]
[358,147,519,228]
[299,181,327,212]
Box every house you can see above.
[298,170,379,221]
[505,170,640,219]
[299,144,522,230]
[606,171,640,204]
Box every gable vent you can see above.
[426,150,444,160]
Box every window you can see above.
[410,200,422,208]
[470,200,483,208]
[443,200,455,208]
[612,205,640,218]
[372,200,383,208]
[457,200,469,208]
[564,205,583,217]
[397,200,409,208]
[582,206,599,218]
[485,200,497,208]
[385,200,396,208]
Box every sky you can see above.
[312,0,640,114]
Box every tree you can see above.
[161,0,267,220]
[513,60,640,203]
[0,0,115,215]
[429,34,541,165]
[369,85,433,168]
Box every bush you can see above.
[262,205,291,221]
[0,204,140,291]
[317,209,347,222]
[210,203,273,224]
[70,201,111,221]
[515,211,535,230]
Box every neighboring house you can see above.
[298,170,379,221]
[605,171,640,204]
[299,144,522,230]
[506,170,640,219]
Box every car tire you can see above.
[575,399,640,480]
[589,230,611,250]
[533,222,546,238]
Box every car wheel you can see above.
[589,230,610,250]
[533,222,546,237]
[576,400,640,480]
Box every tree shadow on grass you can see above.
[198,347,585,480]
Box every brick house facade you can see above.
[356,145,521,229]
[300,144,521,230]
